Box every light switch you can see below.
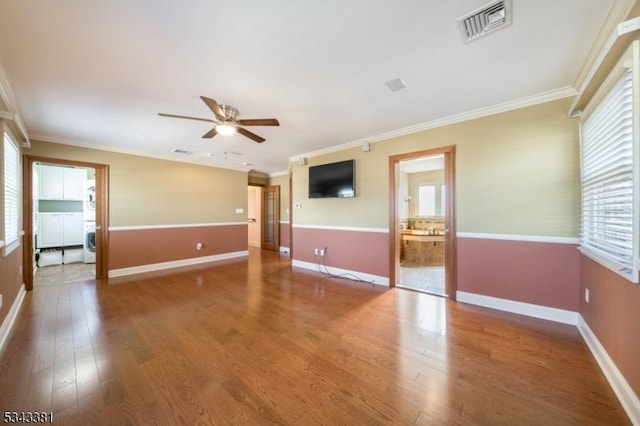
[235,208,244,214]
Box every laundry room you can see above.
[33,162,96,285]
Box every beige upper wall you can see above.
[27,141,248,226]
[291,97,580,237]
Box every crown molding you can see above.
[28,132,253,173]
[289,86,576,162]
[571,0,637,101]
[0,58,30,146]
[269,170,289,178]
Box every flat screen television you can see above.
[308,159,355,198]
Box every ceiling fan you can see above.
[158,96,279,143]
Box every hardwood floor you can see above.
[0,248,629,425]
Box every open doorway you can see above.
[389,146,457,299]
[247,185,262,248]
[23,155,109,291]
[31,162,96,286]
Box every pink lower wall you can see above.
[0,244,23,327]
[108,224,248,270]
[292,227,389,278]
[580,255,640,398]
[280,222,290,249]
[457,237,580,311]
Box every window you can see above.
[580,42,639,283]
[3,129,20,255]
[417,184,436,216]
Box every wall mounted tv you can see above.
[308,159,355,198]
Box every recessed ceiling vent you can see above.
[173,149,193,155]
[457,0,511,43]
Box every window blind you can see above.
[3,131,19,249]
[581,68,637,282]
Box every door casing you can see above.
[23,155,109,290]
[388,145,457,299]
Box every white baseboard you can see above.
[109,251,249,278]
[578,316,640,425]
[279,246,290,254]
[292,259,389,286]
[0,284,26,355]
[456,291,579,325]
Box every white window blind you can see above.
[3,130,20,252]
[580,67,638,282]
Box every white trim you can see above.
[456,291,579,325]
[577,315,640,425]
[569,0,637,115]
[0,59,29,145]
[579,247,636,283]
[0,284,26,355]
[269,170,289,178]
[457,232,579,245]
[109,250,249,278]
[0,240,4,248]
[292,259,389,287]
[108,222,247,231]
[29,132,250,173]
[280,220,290,225]
[292,224,389,233]
[290,87,576,161]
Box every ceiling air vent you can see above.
[173,149,193,155]
[457,0,511,43]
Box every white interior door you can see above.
[247,186,261,247]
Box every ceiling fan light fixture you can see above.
[216,122,237,136]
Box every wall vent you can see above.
[457,0,511,43]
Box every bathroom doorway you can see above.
[389,146,457,299]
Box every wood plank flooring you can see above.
[0,248,629,425]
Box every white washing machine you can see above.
[83,221,96,263]
[84,179,96,221]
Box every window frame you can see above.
[579,41,640,283]
[2,125,21,256]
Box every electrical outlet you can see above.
[196,242,202,251]
[585,288,590,303]
[320,248,325,256]
[314,248,319,255]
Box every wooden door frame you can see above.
[23,155,109,291]
[388,145,457,299]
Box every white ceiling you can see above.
[0,1,614,174]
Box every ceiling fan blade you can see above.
[202,127,218,139]
[237,118,280,126]
[237,127,265,143]
[158,112,215,123]
[200,96,226,120]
